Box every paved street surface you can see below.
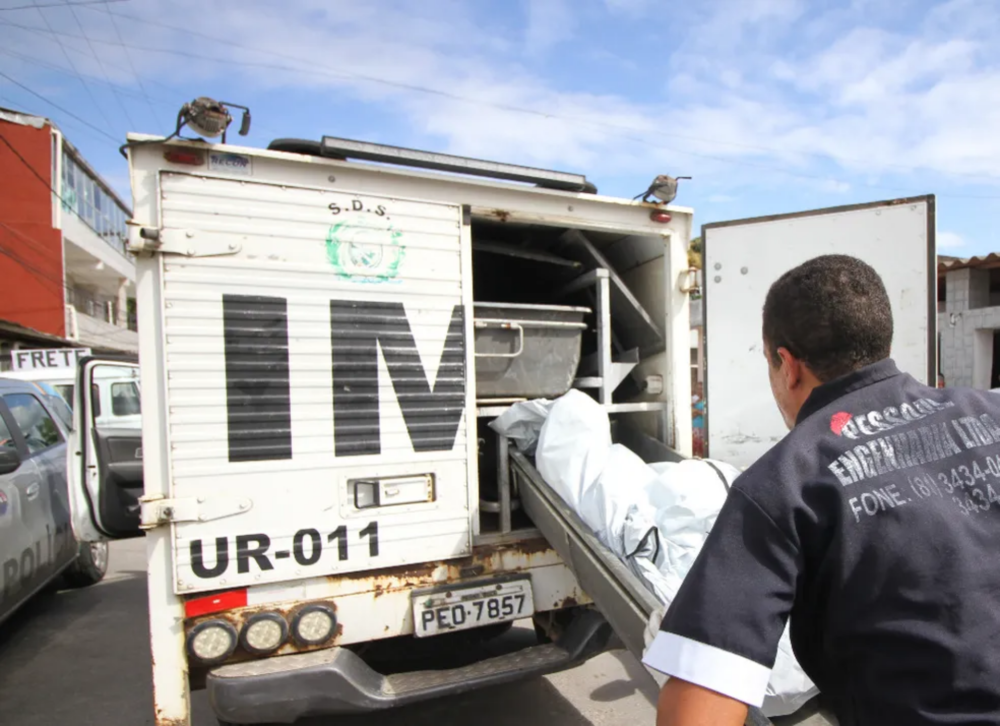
[0,539,659,726]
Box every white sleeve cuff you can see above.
[641,630,771,707]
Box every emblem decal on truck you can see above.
[325,206,405,284]
[222,296,466,462]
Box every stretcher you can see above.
[511,449,837,726]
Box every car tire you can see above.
[63,540,109,588]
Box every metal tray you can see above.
[473,302,589,400]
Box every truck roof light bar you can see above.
[319,136,593,193]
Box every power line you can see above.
[102,5,159,128]
[3,14,998,197]
[0,42,286,142]
[0,0,128,11]
[64,0,136,129]
[29,0,117,139]
[0,214,61,262]
[0,129,130,253]
[1,46,150,101]
[0,229,66,294]
[1,45,201,115]
[85,5,1000,186]
[2,16,902,192]
[0,69,118,142]
[0,229,139,348]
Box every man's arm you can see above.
[657,678,748,726]
[642,488,802,723]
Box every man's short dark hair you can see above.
[762,254,893,382]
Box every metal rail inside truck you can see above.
[68,131,935,726]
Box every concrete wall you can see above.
[939,265,1000,388]
[76,309,138,353]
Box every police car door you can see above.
[702,196,936,469]
[0,395,47,619]
[71,358,144,541]
[135,169,475,597]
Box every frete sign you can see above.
[10,348,92,372]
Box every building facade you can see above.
[938,255,1000,390]
[0,107,136,369]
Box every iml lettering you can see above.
[222,294,465,462]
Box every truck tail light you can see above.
[291,604,337,646]
[650,210,672,224]
[187,619,238,664]
[240,612,289,655]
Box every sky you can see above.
[0,0,998,256]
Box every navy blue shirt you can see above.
[647,359,1000,725]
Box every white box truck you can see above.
[69,131,934,726]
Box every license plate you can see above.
[412,578,535,638]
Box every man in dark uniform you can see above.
[643,255,1000,726]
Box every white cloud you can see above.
[523,0,576,55]
[4,0,1000,195]
[938,231,966,249]
[820,179,852,194]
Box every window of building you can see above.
[61,149,130,255]
[3,393,63,454]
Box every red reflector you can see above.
[164,149,205,166]
[185,589,247,618]
[650,210,672,224]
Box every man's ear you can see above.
[776,347,803,388]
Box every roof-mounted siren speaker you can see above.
[178,97,251,143]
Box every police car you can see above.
[0,377,112,623]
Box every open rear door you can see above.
[139,171,477,597]
[71,357,144,541]
[703,196,936,469]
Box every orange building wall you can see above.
[0,118,64,337]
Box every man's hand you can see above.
[656,677,749,726]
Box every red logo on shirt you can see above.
[830,412,852,436]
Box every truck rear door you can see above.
[702,196,936,469]
[140,170,476,595]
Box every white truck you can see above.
[69,131,935,726]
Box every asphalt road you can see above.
[0,538,660,726]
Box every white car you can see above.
[0,377,113,624]
[1,364,141,432]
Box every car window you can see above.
[46,395,74,431]
[52,383,73,403]
[4,393,62,454]
[111,382,141,416]
[31,382,74,429]
[0,412,13,449]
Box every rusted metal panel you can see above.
[181,542,591,674]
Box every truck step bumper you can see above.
[207,609,612,724]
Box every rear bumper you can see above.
[207,609,612,724]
